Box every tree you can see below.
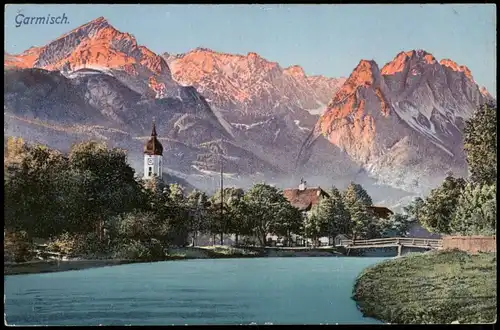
[208,187,240,245]
[186,190,211,246]
[114,210,167,243]
[142,175,167,197]
[419,175,466,234]
[4,143,71,238]
[349,200,375,240]
[342,182,373,208]
[243,183,299,247]
[450,183,496,236]
[225,188,251,246]
[160,184,189,247]
[5,136,28,163]
[271,203,302,247]
[341,183,376,239]
[403,197,425,223]
[4,231,34,262]
[377,213,413,237]
[317,187,352,239]
[68,141,145,238]
[463,103,497,185]
[303,208,325,246]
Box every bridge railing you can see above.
[340,237,442,248]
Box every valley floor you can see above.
[4,246,343,275]
[352,249,497,324]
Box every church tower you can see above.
[144,120,163,180]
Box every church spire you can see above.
[151,117,157,137]
[144,118,163,156]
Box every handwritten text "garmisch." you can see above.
[15,13,70,28]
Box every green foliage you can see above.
[271,200,303,243]
[224,188,252,245]
[112,239,165,261]
[47,232,109,258]
[450,183,496,236]
[68,141,146,234]
[377,213,414,237]
[3,139,177,257]
[306,187,352,243]
[318,187,351,237]
[142,175,167,197]
[186,190,211,245]
[342,182,373,208]
[114,210,167,242]
[303,210,323,244]
[419,175,466,234]
[46,232,77,255]
[403,104,497,236]
[340,182,379,239]
[349,200,376,240]
[403,197,425,223]
[4,144,71,238]
[243,183,302,247]
[4,231,34,263]
[208,187,245,244]
[463,103,497,185]
[163,184,190,246]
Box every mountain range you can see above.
[4,17,494,203]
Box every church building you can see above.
[143,121,163,180]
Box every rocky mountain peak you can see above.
[440,58,474,81]
[80,16,110,29]
[315,49,492,192]
[247,52,260,58]
[381,49,437,76]
[351,60,380,84]
[284,65,306,78]
[168,48,344,115]
[5,17,172,81]
[327,60,381,106]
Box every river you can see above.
[4,257,387,325]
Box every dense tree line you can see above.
[407,103,497,236]
[4,138,410,262]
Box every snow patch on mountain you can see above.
[305,102,328,115]
[393,103,454,157]
[294,120,310,132]
[230,120,270,130]
[208,106,235,138]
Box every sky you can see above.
[4,4,497,96]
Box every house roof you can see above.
[368,206,394,219]
[283,187,329,211]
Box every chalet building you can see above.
[282,179,394,220]
[280,179,395,247]
[368,206,394,220]
[282,179,330,216]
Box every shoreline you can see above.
[4,246,345,276]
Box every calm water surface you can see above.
[5,257,387,325]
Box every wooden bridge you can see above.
[337,237,443,256]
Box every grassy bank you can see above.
[5,246,342,275]
[352,249,497,324]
